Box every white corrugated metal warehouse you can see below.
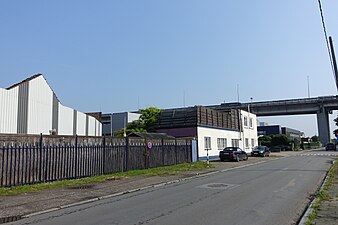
[0,74,102,136]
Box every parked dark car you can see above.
[251,146,270,157]
[269,145,290,152]
[219,147,248,162]
[325,143,336,151]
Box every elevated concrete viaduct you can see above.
[209,96,338,145]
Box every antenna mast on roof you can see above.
[237,84,240,102]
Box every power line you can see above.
[317,0,335,79]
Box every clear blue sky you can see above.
[1,1,338,137]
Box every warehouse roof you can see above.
[7,73,43,90]
[5,73,61,102]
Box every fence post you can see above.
[44,144,49,182]
[20,144,25,185]
[9,144,13,187]
[16,145,21,186]
[144,138,147,169]
[5,145,10,186]
[162,138,165,166]
[147,139,151,169]
[1,144,5,187]
[13,144,17,186]
[175,139,178,165]
[39,133,43,182]
[74,135,78,178]
[103,136,106,174]
[186,139,189,163]
[125,136,129,172]
[28,144,32,184]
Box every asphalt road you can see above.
[9,150,337,225]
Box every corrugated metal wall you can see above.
[88,116,96,136]
[17,81,29,133]
[0,75,102,136]
[76,111,87,135]
[27,76,53,134]
[97,122,102,136]
[58,104,74,135]
[0,88,18,133]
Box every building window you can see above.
[249,118,253,128]
[217,138,227,150]
[244,116,248,127]
[245,138,249,149]
[204,137,211,150]
[258,131,266,136]
[251,139,255,148]
[232,139,239,147]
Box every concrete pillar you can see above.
[317,109,330,145]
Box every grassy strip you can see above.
[0,161,212,196]
[306,160,338,225]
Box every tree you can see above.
[333,129,338,137]
[271,134,290,146]
[333,114,338,141]
[258,135,272,147]
[292,138,301,150]
[138,107,162,132]
[113,129,125,137]
[114,107,161,137]
[126,120,146,132]
[334,117,338,126]
[311,135,319,143]
[332,115,338,137]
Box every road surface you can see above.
[9,150,338,225]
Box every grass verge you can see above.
[305,159,338,225]
[0,161,212,196]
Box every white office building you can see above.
[155,107,258,160]
[197,110,258,159]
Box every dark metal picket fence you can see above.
[0,137,192,187]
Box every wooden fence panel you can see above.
[162,140,176,166]
[128,139,146,171]
[148,140,163,168]
[0,137,193,187]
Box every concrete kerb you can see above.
[22,156,285,220]
[297,159,337,225]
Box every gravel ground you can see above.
[0,151,298,223]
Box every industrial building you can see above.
[257,125,303,141]
[101,112,141,136]
[0,74,102,136]
[155,106,258,159]
[101,106,258,159]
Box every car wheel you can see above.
[245,155,248,161]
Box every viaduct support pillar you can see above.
[317,109,330,145]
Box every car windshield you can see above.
[255,146,265,150]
